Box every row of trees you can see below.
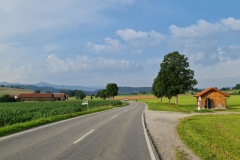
[152,51,198,104]
[96,83,119,100]
[219,84,240,91]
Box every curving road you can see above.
[0,102,156,160]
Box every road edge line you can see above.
[143,104,163,160]
[142,106,157,160]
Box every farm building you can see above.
[53,93,68,101]
[18,93,55,101]
[17,93,67,101]
[194,87,229,109]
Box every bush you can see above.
[0,94,16,102]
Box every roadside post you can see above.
[82,100,89,111]
[198,97,202,111]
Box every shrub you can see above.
[0,94,16,102]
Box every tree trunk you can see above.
[160,97,162,103]
[175,95,178,105]
[168,98,171,104]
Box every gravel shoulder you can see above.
[144,109,200,160]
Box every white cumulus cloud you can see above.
[86,38,124,53]
[46,54,140,73]
[116,29,165,46]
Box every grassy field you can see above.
[0,87,33,96]
[177,114,240,160]
[0,100,123,137]
[116,94,240,112]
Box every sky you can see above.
[0,0,240,88]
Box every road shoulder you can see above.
[144,109,200,160]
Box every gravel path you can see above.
[144,110,200,160]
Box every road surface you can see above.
[0,102,156,160]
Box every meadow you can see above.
[116,94,240,112]
[178,114,240,160]
[0,100,123,137]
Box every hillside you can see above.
[0,82,152,95]
[0,87,33,96]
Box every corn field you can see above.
[0,100,122,127]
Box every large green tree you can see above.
[106,83,119,100]
[152,72,165,102]
[153,51,198,104]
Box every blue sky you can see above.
[1,0,240,88]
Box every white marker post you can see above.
[197,97,202,111]
[82,100,89,111]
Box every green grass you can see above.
[147,102,191,112]
[140,95,196,112]
[175,147,190,160]
[140,94,240,112]
[177,114,240,160]
[226,95,240,111]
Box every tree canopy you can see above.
[106,83,119,99]
[96,89,107,100]
[75,90,86,100]
[152,51,198,104]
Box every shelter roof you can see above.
[194,87,229,97]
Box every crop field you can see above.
[0,87,33,96]
[115,94,156,101]
[0,100,122,127]
[178,114,240,160]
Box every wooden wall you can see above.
[198,91,227,109]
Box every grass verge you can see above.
[147,102,192,113]
[175,147,190,160]
[0,106,113,138]
[177,114,240,160]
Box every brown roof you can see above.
[194,87,229,97]
[19,93,54,98]
[53,93,66,98]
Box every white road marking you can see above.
[73,129,95,144]
[142,105,156,160]
[111,115,118,119]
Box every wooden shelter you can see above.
[194,87,229,109]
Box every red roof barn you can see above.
[18,93,54,101]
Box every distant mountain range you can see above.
[0,82,152,95]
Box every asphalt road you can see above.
[0,102,156,160]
